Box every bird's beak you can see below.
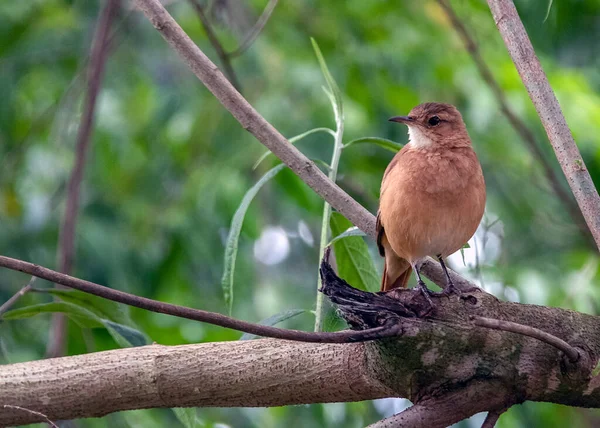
[388,116,414,124]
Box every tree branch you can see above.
[0,340,391,426]
[481,408,506,428]
[0,277,35,316]
[367,381,509,428]
[472,316,580,363]
[227,0,279,58]
[486,0,600,251]
[0,255,403,344]
[187,0,242,91]
[2,257,600,426]
[437,0,592,244]
[48,0,120,358]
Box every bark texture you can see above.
[2,267,600,427]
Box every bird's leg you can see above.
[411,263,434,308]
[437,255,459,295]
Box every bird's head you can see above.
[389,102,471,149]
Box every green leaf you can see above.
[221,163,287,314]
[329,213,379,292]
[253,127,335,170]
[311,38,343,121]
[172,408,203,428]
[103,320,148,347]
[328,226,366,245]
[40,288,132,326]
[543,0,553,23]
[2,302,148,348]
[240,309,308,340]
[2,302,104,328]
[344,137,403,153]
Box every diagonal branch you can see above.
[486,0,600,252]
[133,0,470,289]
[48,0,120,358]
[367,380,511,428]
[0,277,36,316]
[135,0,376,237]
[437,0,592,244]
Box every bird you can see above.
[377,102,486,298]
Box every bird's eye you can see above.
[428,116,441,126]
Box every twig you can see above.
[472,316,580,362]
[227,0,279,58]
[437,0,591,244]
[487,0,600,252]
[481,408,506,428]
[0,277,36,316]
[48,0,120,358]
[0,255,402,344]
[2,405,58,428]
[187,0,242,91]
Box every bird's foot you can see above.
[437,280,479,297]
[414,280,435,316]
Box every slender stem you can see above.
[2,405,58,428]
[487,0,600,251]
[0,255,402,344]
[314,94,345,332]
[187,0,242,91]
[48,0,119,359]
[227,0,279,58]
[472,316,580,362]
[0,277,36,316]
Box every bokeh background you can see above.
[2,0,600,426]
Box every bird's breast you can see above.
[379,147,486,262]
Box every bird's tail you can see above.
[381,255,412,291]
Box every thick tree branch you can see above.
[487,0,600,251]
[48,0,120,358]
[2,265,600,426]
[0,340,391,426]
[437,0,591,244]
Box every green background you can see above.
[1,0,600,426]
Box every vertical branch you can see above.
[486,0,600,251]
[314,96,344,332]
[187,0,242,91]
[47,0,120,358]
[437,0,592,244]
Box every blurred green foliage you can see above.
[1,0,600,426]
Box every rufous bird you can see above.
[377,102,486,298]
